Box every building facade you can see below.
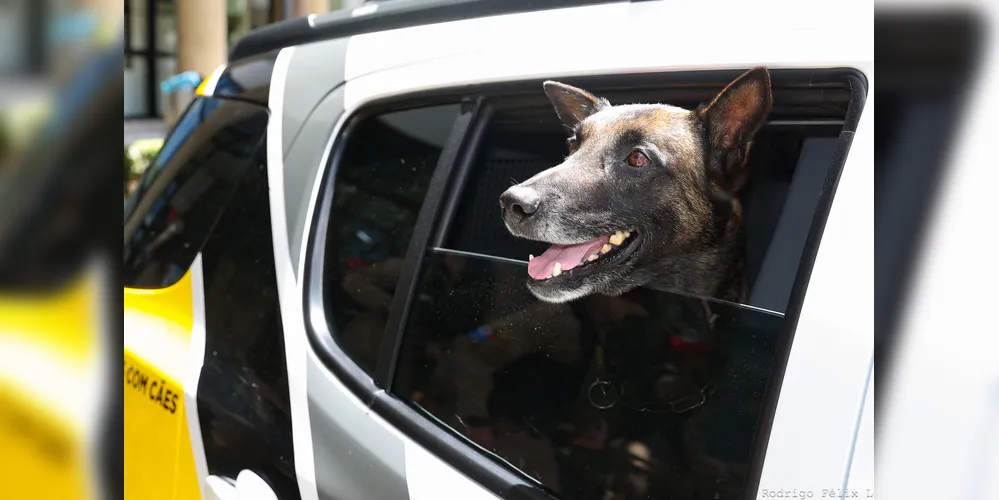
[124,0,361,120]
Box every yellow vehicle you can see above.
[0,36,121,500]
[0,272,105,500]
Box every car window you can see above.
[124,97,269,288]
[322,104,462,375]
[442,104,843,314]
[395,251,782,498]
[386,75,859,499]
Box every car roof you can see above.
[229,0,616,63]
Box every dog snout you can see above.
[499,185,541,221]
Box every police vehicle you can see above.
[123,1,875,499]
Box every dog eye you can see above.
[567,137,578,154]
[626,150,652,167]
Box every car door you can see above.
[268,2,872,500]
[123,60,305,498]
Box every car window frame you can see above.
[303,68,868,499]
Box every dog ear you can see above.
[699,67,772,195]
[543,81,609,128]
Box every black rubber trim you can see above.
[229,0,621,63]
[740,72,868,500]
[374,98,493,390]
[371,391,553,500]
[303,67,865,119]
[229,15,312,63]
[301,93,492,404]
[211,49,281,106]
[432,103,494,248]
[302,115,383,405]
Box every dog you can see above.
[500,67,772,304]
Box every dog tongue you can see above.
[528,235,609,280]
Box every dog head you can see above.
[500,67,772,303]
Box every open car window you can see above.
[310,68,866,500]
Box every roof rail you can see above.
[229,0,619,62]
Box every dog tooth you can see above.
[552,262,563,276]
[600,244,612,254]
[587,254,599,262]
[623,230,631,238]
[529,254,534,262]
[609,231,625,245]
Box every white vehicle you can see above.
[123,1,873,499]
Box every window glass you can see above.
[395,251,783,499]
[124,97,268,288]
[323,104,461,375]
[390,83,849,499]
[195,131,300,499]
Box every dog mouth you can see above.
[527,230,638,281]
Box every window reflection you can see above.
[323,104,461,375]
[395,250,784,500]
[124,98,269,289]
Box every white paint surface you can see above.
[266,46,320,500]
[185,254,211,500]
[877,1,999,499]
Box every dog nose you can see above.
[500,186,541,218]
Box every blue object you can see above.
[467,324,497,343]
[161,71,203,94]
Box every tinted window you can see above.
[195,134,300,500]
[395,251,782,499]
[123,97,269,288]
[323,104,461,374]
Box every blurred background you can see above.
[0,1,374,499]
[0,1,995,499]
[123,0,365,142]
[0,0,370,193]
[123,0,366,193]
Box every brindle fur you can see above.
[500,67,772,304]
